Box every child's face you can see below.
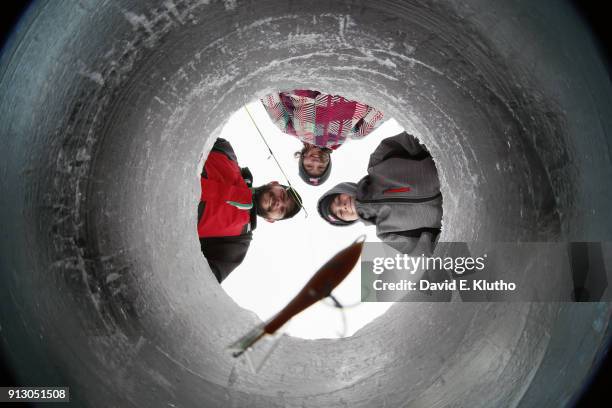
[330,193,359,221]
[302,146,330,177]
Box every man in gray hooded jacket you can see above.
[317,132,442,255]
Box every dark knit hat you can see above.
[298,156,332,186]
[317,193,355,226]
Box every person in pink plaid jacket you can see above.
[261,90,384,186]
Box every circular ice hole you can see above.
[201,98,418,339]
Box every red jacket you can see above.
[198,139,256,283]
[198,142,254,238]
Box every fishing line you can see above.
[244,104,293,186]
[244,100,362,338]
[243,103,308,217]
[241,100,315,274]
[244,100,321,338]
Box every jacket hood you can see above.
[317,182,359,226]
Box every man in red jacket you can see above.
[198,138,302,283]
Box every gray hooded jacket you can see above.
[320,132,442,255]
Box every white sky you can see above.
[217,100,404,339]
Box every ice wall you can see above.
[0,0,611,407]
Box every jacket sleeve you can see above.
[378,229,438,256]
[200,233,252,283]
[368,131,430,168]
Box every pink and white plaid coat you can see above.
[261,90,384,150]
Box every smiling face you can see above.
[301,145,330,177]
[330,193,359,222]
[257,182,298,222]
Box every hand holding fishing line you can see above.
[228,234,366,358]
